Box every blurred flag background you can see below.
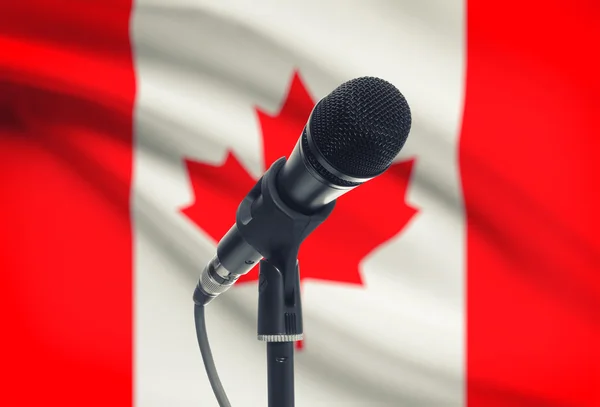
[1,1,599,406]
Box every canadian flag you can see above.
[1,1,598,406]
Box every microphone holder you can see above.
[234,158,334,407]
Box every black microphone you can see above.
[194,77,412,305]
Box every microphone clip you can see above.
[235,157,334,340]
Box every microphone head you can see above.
[306,77,411,185]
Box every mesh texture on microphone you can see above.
[308,76,411,181]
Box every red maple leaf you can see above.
[181,71,418,346]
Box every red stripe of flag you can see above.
[464,1,600,406]
[0,1,134,406]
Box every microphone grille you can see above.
[310,77,412,178]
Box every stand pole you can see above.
[266,342,295,407]
[257,259,303,407]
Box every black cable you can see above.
[194,304,232,407]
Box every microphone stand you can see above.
[233,158,334,407]
[258,260,301,407]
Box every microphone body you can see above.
[194,77,412,305]
[194,156,335,306]
[277,125,365,214]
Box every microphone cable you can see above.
[194,304,232,407]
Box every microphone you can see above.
[194,77,412,305]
